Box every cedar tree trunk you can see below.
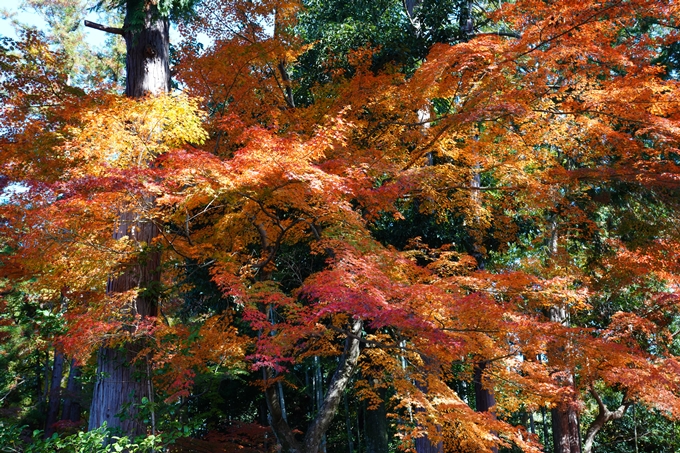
[414,366,444,453]
[474,361,499,453]
[364,385,389,453]
[45,349,65,438]
[61,358,82,423]
[88,0,168,436]
[549,305,581,453]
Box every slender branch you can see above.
[327,325,421,354]
[532,108,645,125]
[83,20,124,36]
[402,121,454,170]
[513,0,625,60]
[472,31,521,39]
[652,20,680,30]
[413,184,526,193]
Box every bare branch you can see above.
[84,20,124,36]
[472,31,521,39]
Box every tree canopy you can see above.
[2,0,680,452]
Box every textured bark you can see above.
[265,319,363,453]
[264,367,301,453]
[61,359,82,423]
[89,347,148,437]
[474,361,496,413]
[549,305,581,453]
[107,211,162,316]
[90,213,160,435]
[88,0,167,437]
[123,0,170,98]
[304,319,362,453]
[545,214,581,453]
[552,403,581,453]
[45,350,65,438]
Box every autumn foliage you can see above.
[2,0,680,452]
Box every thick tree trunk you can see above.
[123,0,170,98]
[45,349,65,438]
[552,403,581,453]
[474,361,495,413]
[364,386,389,453]
[474,361,498,453]
[265,319,363,453]
[88,0,168,437]
[61,359,82,423]
[90,214,161,435]
[549,306,581,453]
[89,347,148,437]
[414,370,443,453]
[545,215,581,453]
[414,431,443,453]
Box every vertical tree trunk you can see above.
[314,356,327,453]
[89,347,148,437]
[414,431,443,453]
[541,406,552,453]
[474,361,495,413]
[88,0,169,437]
[89,213,161,435]
[123,0,170,98]
[552,404,581,453]
[61,359,82,423]
[474,361,498,453]
[364,386,389,453]
[549,305,581,453]
[41,351,50,405]
[45,349,65,438]
[344,392,355,453]
[545,215,581,453]
[414,373,443,453]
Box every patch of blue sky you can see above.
[0,183,29,205]
[1,3,193,48]
[1,3,111,46]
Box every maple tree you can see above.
[3,0,680,452]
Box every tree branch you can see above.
[304,318,363,453]
[263,368,302,453]
[472,31,521,39]
[583,384,631,453]
[83,20,124,36]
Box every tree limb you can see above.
[583,385,631,453]
[83,20,124,36]
[304,318,363,453]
